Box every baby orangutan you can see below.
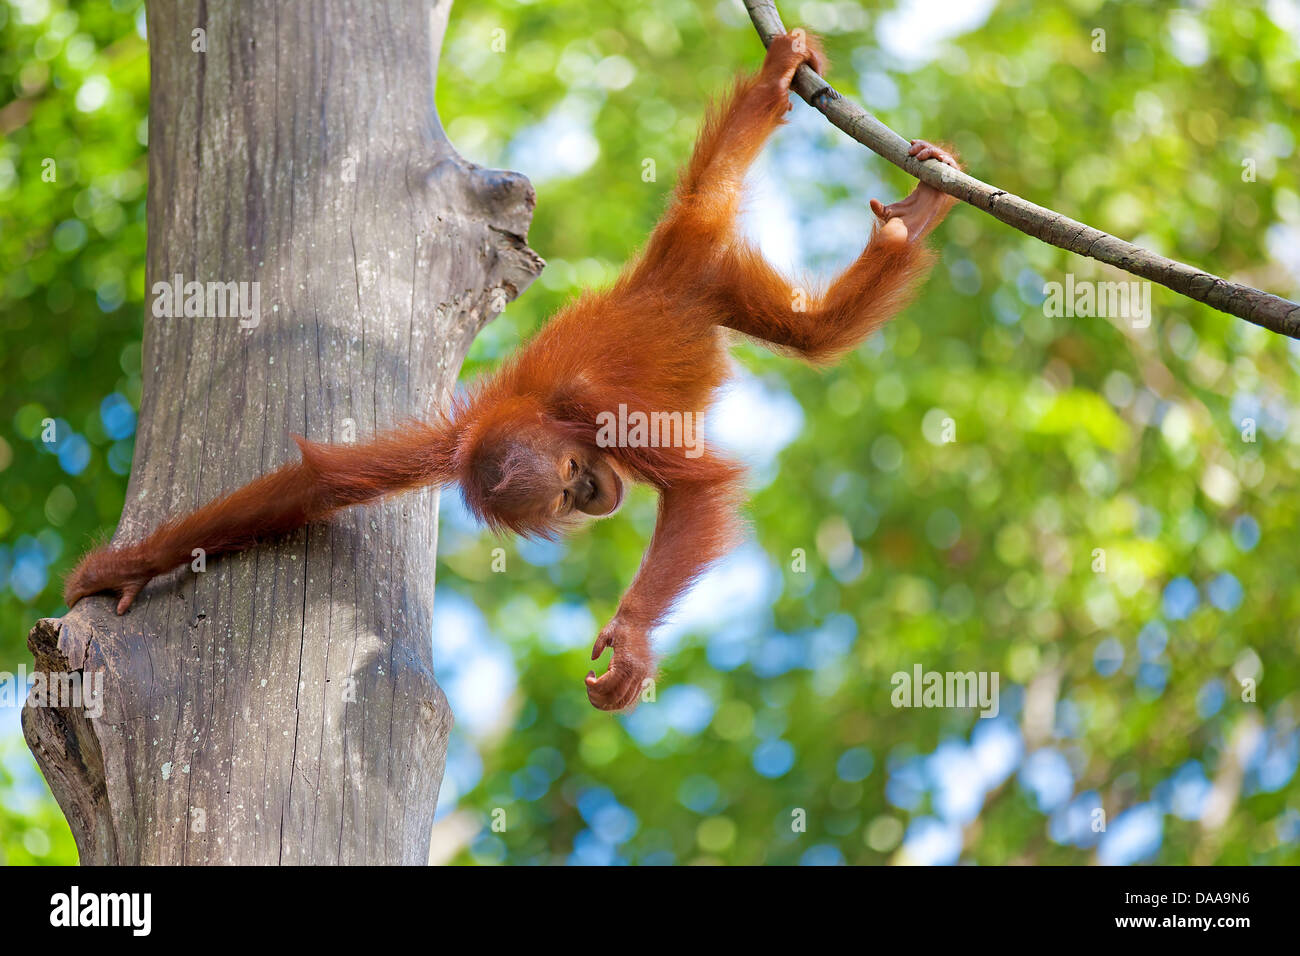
[66,30,960,711]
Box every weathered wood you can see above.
[22,0,541,864]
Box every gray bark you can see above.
[23,0,541,864]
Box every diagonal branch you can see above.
[744,0,1300,340]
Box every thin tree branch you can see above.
[744,0,1300,340]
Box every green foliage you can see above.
[2,0,1298,865]
[0,733,77,863]
[0,0,148,863]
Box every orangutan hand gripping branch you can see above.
[65,30,960,712]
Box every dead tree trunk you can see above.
[22,0,541,864]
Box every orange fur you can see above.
[65,31,957,710]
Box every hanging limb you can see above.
[743,0,1300,340]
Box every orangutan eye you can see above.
[568,458,579,478]
[560,490,571,510]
